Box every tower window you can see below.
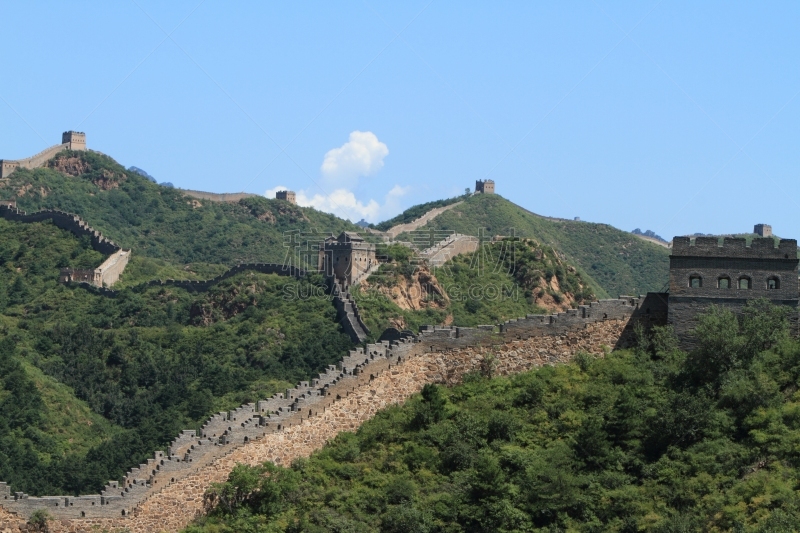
[767,277,780,289]
[738,277,751,289]
[718,277,730,289]
[689,276,702,288]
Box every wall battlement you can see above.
[671,236,797,259]
[0,292,664,526]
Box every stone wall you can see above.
[420,233,479,267]
[0,294,664,531]
[0,205,131,289]
[0,206,122,256]
[383,202,464,239]
[178,189,259,203]
[95,249,131,287]
[0,143,68,179]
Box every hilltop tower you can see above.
[319,231,376,287]
[62,131,86,151]
[668,236,799,346]
[276,190,296,204]
[754,224,772,237]
[1,131,87,179]
[475,179,495,194]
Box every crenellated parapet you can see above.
[671,236,797,259]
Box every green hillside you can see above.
[0,150,358,266]
[0,218,354,496]
[397,194,670,298]
[187,302,800,532]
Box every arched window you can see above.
[689,275,702,288]
[738,277,751,289]
[718,277,731,289]
[767,276,780,290]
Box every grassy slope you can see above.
[1,150,359,266]
[401,194,670,298]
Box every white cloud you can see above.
[321,131,388,188]
[263,184,410,223]
[261,131,403,223]
[296,189,381,222]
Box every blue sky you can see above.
[1,1,798,238]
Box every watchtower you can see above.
[275,190,296,204]
[319,231,376,287]
[62,131,86,151]
[668,236,799,346]
[475,179,495,194]
[0,161,20,180]
[754,224,772,237]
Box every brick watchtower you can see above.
[475,179,494,194]
[62,131,86,151]
[319,231,376,287]
[668,236,799,346]
[275,190,296,204]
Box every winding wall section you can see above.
[0,293,668,531]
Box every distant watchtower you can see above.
[1,131,87,179]
[276,190,296,204]
[754,224,772,237]
[475,179,495,194]
[319,231,376,287]
[62,131,86,151]
[668,236,799,346]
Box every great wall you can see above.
[0,178,676,531]
[0,291,667,532]
[0,133,715,531]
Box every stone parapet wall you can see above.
[0,292,664,530]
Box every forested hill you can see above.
[0,216,353,496]
[0,150,359,266]
[394,194,670,298]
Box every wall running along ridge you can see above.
[0,132,86,179]
[0,205,131,288]
[380,201,464,239]
[177,189,259,203]
[420,233,479,267]
[0,294,668,531]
